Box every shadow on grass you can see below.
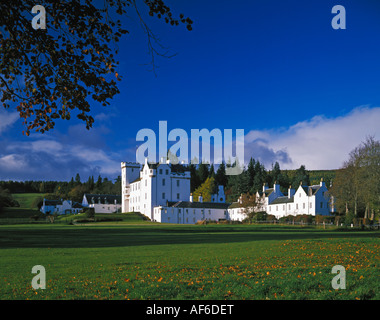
[0,224,378,249]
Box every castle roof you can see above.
[270,196,294,205]
[301,185,322,196]
[83,194,121,204]
[166,200,230,210]
[143,162,190,173]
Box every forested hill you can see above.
[0,164,337,204]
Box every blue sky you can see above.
[1,0,380,181]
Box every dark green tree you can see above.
[292,165,310,187]
[197,163,209,185]
[252,160,267,193]
[189,163,200,192]
[215,162,228,188]
[209,163,215,178]
[74,173,81,185]
[247,157,256,188]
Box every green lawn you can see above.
[11,193,42,209]
[0,222,378,300]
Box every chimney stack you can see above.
[273,181,279,193]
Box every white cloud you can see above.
[244,106,380,170]
[0,124,122,181]
[0,154,27,171]
[0,109,19,134]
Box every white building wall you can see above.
[89,203,121,214]
[154,205,228,224]
[121,162,141,213]
[121,159,191,219]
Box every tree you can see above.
[270,162,281,185]
[95,175,102,189]
[215,162,227,188]
[192,177,216,203]
[247,157,256,188]
[292,165,310,187]
[239,192,257,222]
[0,1,192,135]
[197,163,209,185]
[330,136,380,221]
[75,173,81,185]
[68,184,85,203]
[209,164,215,179]
[84,175,94,191]
[352,136,380,220]
[189,163,200,192]
[0,187,18,212]
[226,168,250,202]
[252,160,266,193]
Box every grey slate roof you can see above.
[83,194,121,205]
[301,185,321,196]
[270,196,294,205]
[165,201,230,210]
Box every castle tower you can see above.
[121,162,141,213]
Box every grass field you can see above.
[11,193,42,209]
[0,221,379,300]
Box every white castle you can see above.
[121,160,333,224]
[121,159,191,219]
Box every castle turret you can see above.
[121,162,141,212]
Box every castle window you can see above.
[303,203,305,209]
[162,178,165,186]
[310,203,312,208]
[162,192,165,199]
[320,202,323,208]
[166,169,169,175]
[159,169,162,174]
[177,193,180,200]
[177,180,180,187]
